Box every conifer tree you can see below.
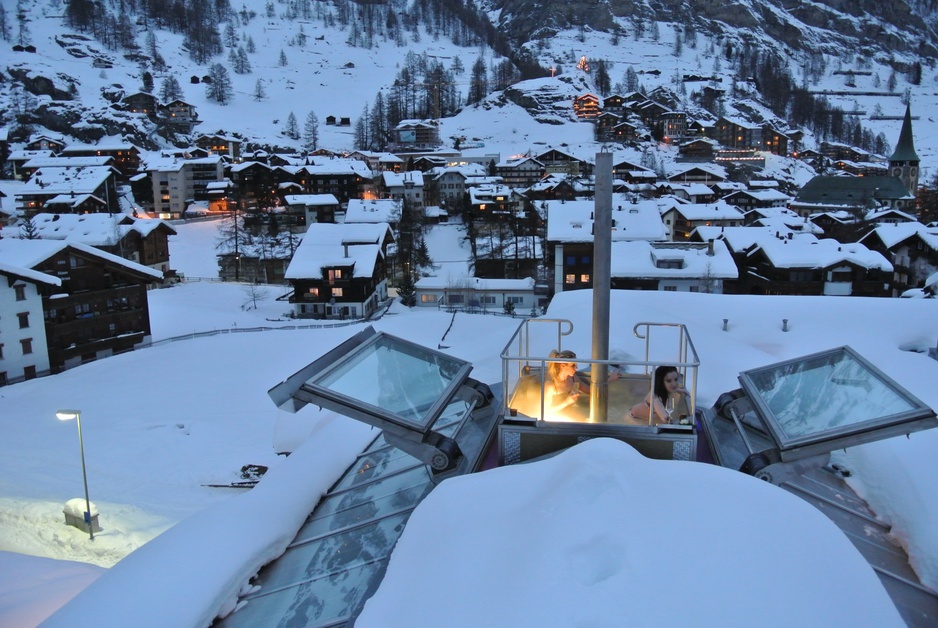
[160,75,183,102]
[303,111,320,151]
[284,112,299,139]
[253,78,266,101]
[206,63,233,104]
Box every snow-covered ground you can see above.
[1,220,937,626]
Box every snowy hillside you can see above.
[4,0,938,178]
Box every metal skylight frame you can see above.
[736,345,937,461]
[267,325,480,472]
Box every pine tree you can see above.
[253,78,266,101]
[467,55,488,106]
[141,71,154,93]
[278,49,288,66]
[0,4,10,41]
[303,111,319,150]
[397,273,417,307]
[160,75,183,102]
[246,35,256,53]
[233,46,251,74]
[19,215,39,239]
[206,63,233,104]
[284,112,299,139]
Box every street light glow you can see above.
[56,408,95,540]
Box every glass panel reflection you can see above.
[245,512,409,604]
[742,347,919,445]
[296,467,432,542]
[309,335,467,430]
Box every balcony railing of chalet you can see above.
[500,318,700,425]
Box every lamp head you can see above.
[56,409,81,421]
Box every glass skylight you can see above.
[738,345,935,454]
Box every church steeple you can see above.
[889,103,920,198]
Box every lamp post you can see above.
[56,409,94,540]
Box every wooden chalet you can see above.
[284,223,394,320]
[0,239,162,379]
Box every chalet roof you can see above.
[296,159,371,177]
[670,183,715,197]
[747,234,892,271]
[19,165,116,196]
[468,183,512,203]
[724,189,791,203]
[382,171,424,188]
[229,161,272,173]
[31,212,177,245]
[61,140,138,153]
[610,240,738,280]
[345,199,402,224]
[195,133,241,143]
[496,156,544,169]
[667,163,727,180]
[694,225,802,253]
[889,104,919,163]
[44,193,106,209]
[544,197,667,242]
[865,207,918,222]
[299,222,392,247]
[285,223,392,279]
[285,243,381,279]
[427,165,470,181]
[860,222,938,251]
[7,149,55,161]
[283,194,339,207]
[24,156,113,169]
[665,200,744,221]
[0,237,163,280]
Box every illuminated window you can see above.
[420,294,437,303]
[580,274,590,283]
[308,287,319,297]
[332,287,344,297]
[565,274,576,284]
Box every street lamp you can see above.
[56,409,94,540]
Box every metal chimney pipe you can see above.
[590,152,613,423]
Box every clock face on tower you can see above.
[911,167,918,177]
[893,167,902,177]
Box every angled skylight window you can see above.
[737,345,936,458]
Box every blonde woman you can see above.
[545,349,584,415]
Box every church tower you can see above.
[889,103,920,198]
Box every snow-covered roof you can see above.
[283,194,339,207]
[862,222,938,251]
[610,240,738,279]
[382,171,424,188]
[749,235,892,271]
[18,165,115,196]
[30,212,176,245]
[0,236,163,280]
[285,223,390,279]
[544,198,667,242]
[664,200,745,221]
[298,222,392,247]
[23,156,112,169]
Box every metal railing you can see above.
[500,318,700,425]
